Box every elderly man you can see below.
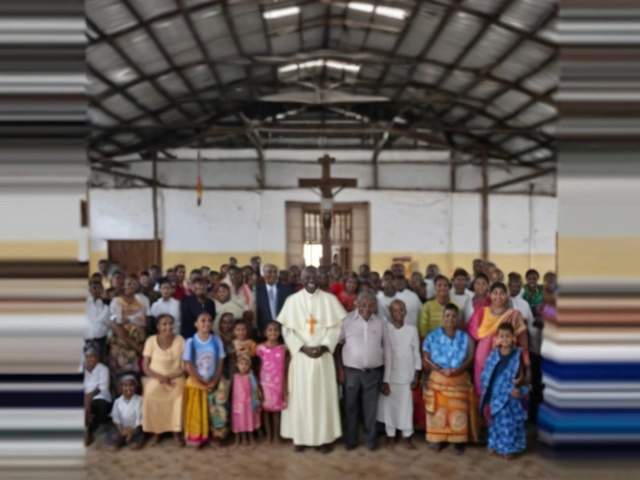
[277,266,347,453]
[336,291,392,451]
[255,264,293,338]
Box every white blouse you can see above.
[110,394,142,429]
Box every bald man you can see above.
[255,263,293,338]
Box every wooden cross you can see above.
[306,316,318,336]
[298,155,358,267]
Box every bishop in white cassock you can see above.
[277,266,347,452]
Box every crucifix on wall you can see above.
[298,154,358,267]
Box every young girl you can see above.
[480,323,530,460]
[182,312,226,448]
[255,321,289,444]
[231,354,262,447]
[232,320,256,358]
[109,374,143,450]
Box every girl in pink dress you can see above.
[255,321,290,444]
[231,354,261,447]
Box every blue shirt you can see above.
[182,334,225,381]
[422,328,469,370]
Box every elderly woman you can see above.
[467,282,530,397]
[108,275,150,382]
[422,304,476,455]
[141,314,186,447]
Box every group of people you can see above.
[83,255,556,459]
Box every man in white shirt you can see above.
[376,280,397,322]
[83,345,111,446]
[85,281,111,354]
[336,292,392,451]
[449,268,474,325]
[393,276,423,328]
[150,278,182,334]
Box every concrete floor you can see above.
[85,428,565,480]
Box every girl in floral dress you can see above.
[255,321,289,444]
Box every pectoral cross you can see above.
[306,316,318,336]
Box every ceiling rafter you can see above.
[86,17,195,120]
[121,0,208,114]
[433,0,519,90]
[392,0,463,102]
[437,6,557,121]
[373,1,422,95]
[91,49,554,110]
[221,0,257,99]
[86,0,558,170]
[426,0,556,49]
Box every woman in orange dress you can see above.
[466,282,530,396]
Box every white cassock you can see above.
[376,322,421,436]
[278,288,347,446]
[394,289,423,328]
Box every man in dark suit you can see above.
[255,264,294,339]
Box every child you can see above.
[83,344,112,446]
[231,354,262,447]
[232,320,256,357]
[109,374,143,450]
[182,312,226,448]
[377,300,421,449]
[480,323,530,460]
[255,321,289,444]
[150,277,182,334]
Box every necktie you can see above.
[268,287,276,319]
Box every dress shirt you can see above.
[266,283,277,319]
[110,394,142,429]
[85,295,111,340]
[83,362,111,403]
[339,311,392,383]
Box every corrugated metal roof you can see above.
[87,0,557,170]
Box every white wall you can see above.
[90,187,557,274]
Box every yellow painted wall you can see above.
[0,241,79,261]
[559,237,640,278]
[90,249,554,278]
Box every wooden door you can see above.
[108,240,161,276]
